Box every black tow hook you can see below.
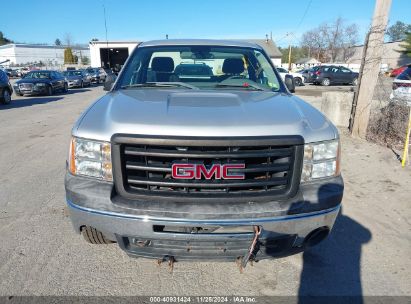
[238,226,261,272]
[156,255,175,272]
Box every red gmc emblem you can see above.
[171,163,245,180]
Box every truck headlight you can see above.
[68,137,112,181]
[301,139,340,182]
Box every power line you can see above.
[276,0,312,46]
[296,0,313,30]
[276,33,290,45]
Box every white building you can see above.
[0,44,90,67]
[345,41,409,69]
[88,38,282,70]
[295,57,321,68]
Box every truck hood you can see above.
[73,89,338,143]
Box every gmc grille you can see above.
[112,135,304,203]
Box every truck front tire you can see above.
[81,226,112,244]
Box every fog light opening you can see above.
[304,227,330,248]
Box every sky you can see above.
[1,0,410,47]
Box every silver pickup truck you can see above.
[65,40,343,268]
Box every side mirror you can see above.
[284,75,295,93]
[104,74,117,91]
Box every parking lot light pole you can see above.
[350,0,392,138]
[103,4,110,68]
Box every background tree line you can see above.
[280,18,411,64]
[0,31,13,46]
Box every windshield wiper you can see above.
[121,82,198,90]
[215,83,265,91]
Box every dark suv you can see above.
[0,69,13,104]
[311,65,358,86]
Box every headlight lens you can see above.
[69,137,112,181]
[301,139,340,182]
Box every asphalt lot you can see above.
[0,83,410,297]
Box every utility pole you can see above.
[288,45,292,71]
[350,0,392,138]
[103,4,110,68]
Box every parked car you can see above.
[390,65,411,104]
[275,67,304,86]
[65,39,343,267]
[390,65,408,77]
[104,68,114,76]
[85,67,107,83]
[4,68,19,78]
[296,68,313,83]
[311,65,358,86]
[63,70,91,88]
[80,69,93,83]
[13,70,68,96]
[20,67,30,77]
[304,66,321,83]
[0,69,13,104]
[13,69,22,77]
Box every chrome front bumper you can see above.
[67,199,340,260]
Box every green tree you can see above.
[81,56,90,65]
[0,31,13,45]
[278,46,308,64]
[55,38,62,46]
[64,48,75,64]
[386,21,411,42]
[400,32,411,57]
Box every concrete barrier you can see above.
[321,92,354,128]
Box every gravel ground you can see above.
[0,84,410,297]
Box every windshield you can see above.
[24,72,50,79]
[117,45,281,91]
[64,71,82,76]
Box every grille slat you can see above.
[125,162,290,173]
[127,176,288,188]
[124,146,293,159]
[113,135,302,202]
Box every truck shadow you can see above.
[298,208,372,304]
[0,96,63,109]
